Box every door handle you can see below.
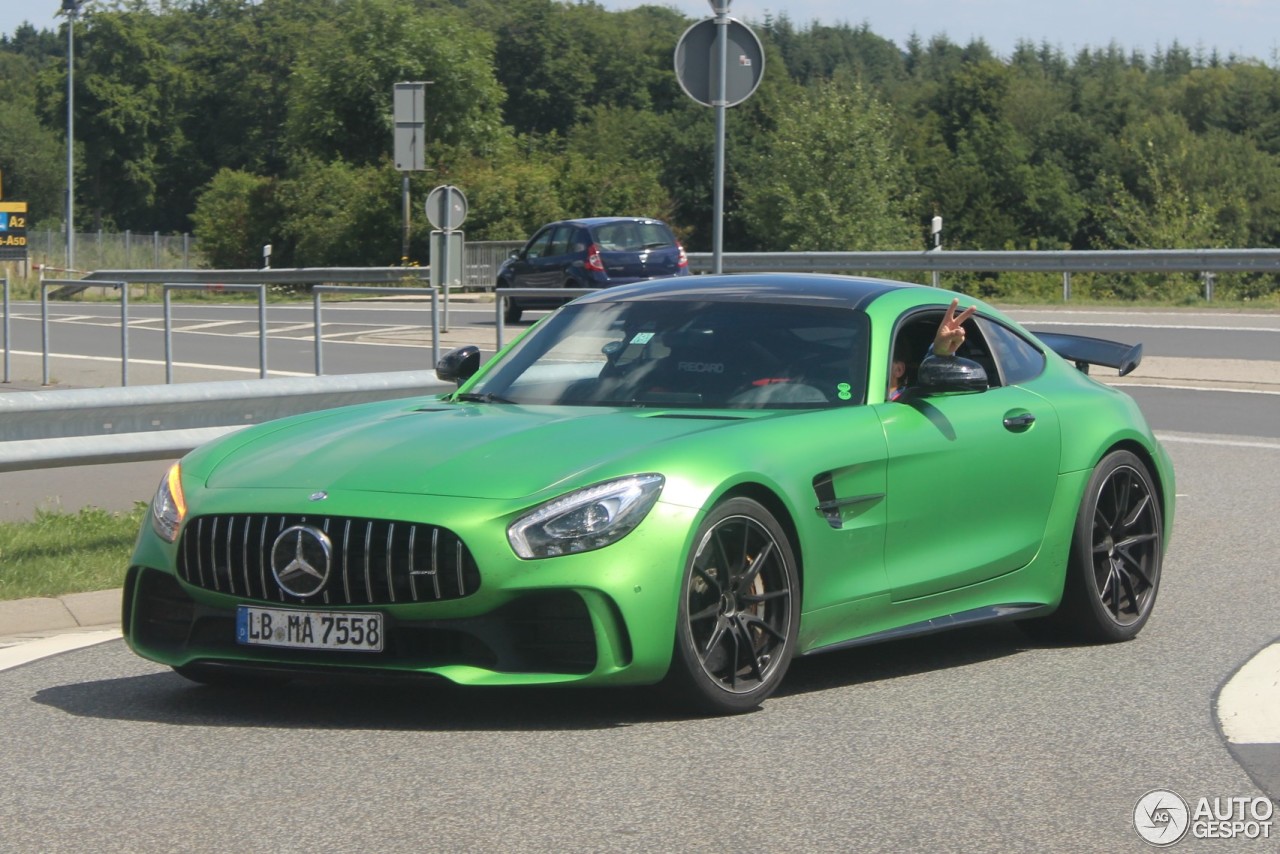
[1003,412,1036,431]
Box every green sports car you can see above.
[123,273,1175,713]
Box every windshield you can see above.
[471,299,869,409]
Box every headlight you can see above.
[508,474,664,559]
[150,463,187,543]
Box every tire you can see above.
[502,297,522,324]
[173,662,289,689]
[663,497,800,714]
[1025,450,1164,643]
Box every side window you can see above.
[888,309,1002,393]
[525,228,555,260]
[547,225,575,257]
[980,320,1047,386]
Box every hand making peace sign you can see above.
[933,298,977,357]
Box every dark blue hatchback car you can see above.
[497,216,689,322]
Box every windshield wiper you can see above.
[453,392,515,404]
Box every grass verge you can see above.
[0,505,146,600]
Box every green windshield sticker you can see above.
[836,382,853,401]
[630,332,655,345]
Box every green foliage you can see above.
[0,504,146,600]
[275,157,404,267]
[0,97,66,223]
[190,168,278,268]
[285,0,506,164]
[737,80,919,251]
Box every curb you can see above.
[1216,641,1280,802]
[0,588,121,638]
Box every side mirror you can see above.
[509,249,521,260]
[915,354,988,394]
[436,345,481,385]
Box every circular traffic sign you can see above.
[425,185,468,230]
[674,16,765,108]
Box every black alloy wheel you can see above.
[1032,449,1164,643]
[666,497,800,714]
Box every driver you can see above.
[888,298,976,401]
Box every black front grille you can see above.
[128,567,597,675]
[176,514,481,606]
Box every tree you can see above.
[285,0,505,165]
[39,4,191,231]
[189,168,278,268]
[737,80,919,251]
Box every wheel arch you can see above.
[1102,438,1171,531]
[713,481,805,599]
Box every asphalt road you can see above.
[1,436,1276,852]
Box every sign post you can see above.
[425,184,467,331]
[674,0,764,274]
[393,82,430,264]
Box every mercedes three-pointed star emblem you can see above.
[270,525,333,598]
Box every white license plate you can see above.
[236,606,383,652]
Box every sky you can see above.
[2,1,1278,64]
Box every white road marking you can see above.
[1107,381,1279,395]
[0,629,121,672]
[1155,432,1280,451]
[6,350,312,376]
[1023,320,1279,333]
[1218,643,1280,743]
[174,320,247,332]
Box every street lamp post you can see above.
[62,0,80,272]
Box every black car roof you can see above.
[573,273,918,311]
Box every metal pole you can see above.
[495,291,505,351]
[401,175,410,263]
[163,287,173,383]
[431,289,440,368]
[1063,271,1071,302]
[442,188,452,332]
[258,285,268,378]
[65,4,75,272]
[119,282,129,386]
[712,7,728,275]
[313,290,324,376]
[40,280,49,385]
[2,274,9,383]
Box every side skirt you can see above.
[801,603,1051,656]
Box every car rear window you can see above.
[592,221,675,252]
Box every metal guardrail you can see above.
[83,267,432,286]
[685,248,1280,274]
[312,285,440,375]
[164,283,268,382]
[42,278,129,386]
[0,370,452,473]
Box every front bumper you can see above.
[123,492,698,687]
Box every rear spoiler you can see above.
[1029,331,1142,377]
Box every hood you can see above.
[203,401,753,500]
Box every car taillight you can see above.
[585,244,605,272]
[677,243,688,268]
